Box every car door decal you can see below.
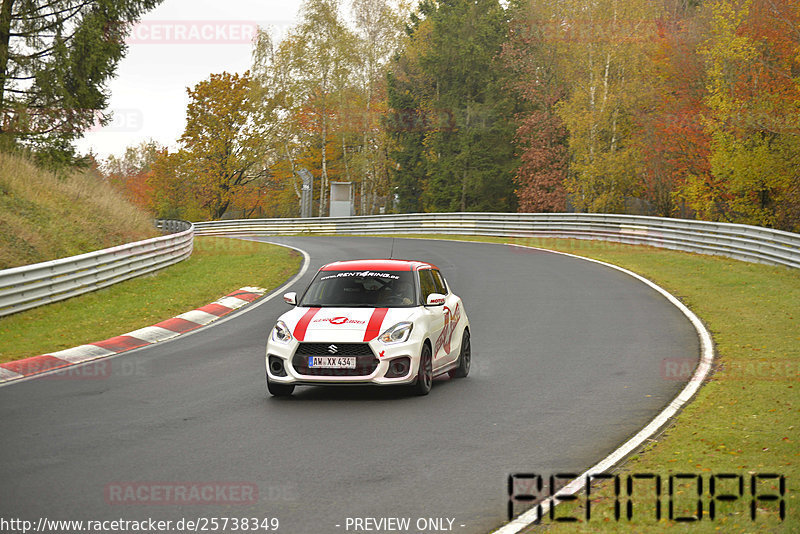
[434,302,461,356]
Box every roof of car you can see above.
[320,259,438,272]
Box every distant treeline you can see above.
[3,1,798,231]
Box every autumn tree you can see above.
[147,148,203,220]
[348,0,408,214]
[251,28,307,214]
[251,0,406,216]
[633,1,712,218]
[548,0,663,213]
[291,0,354,216]
[252,16,350,218]
[179,71,275,220]
[696,0,800,229]
[503,0,569,212]
[102,139,161,210]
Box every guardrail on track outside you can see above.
[194,213,800,270]
[0,220,194,318]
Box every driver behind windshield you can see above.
[302,271,416,307]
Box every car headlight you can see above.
[378,322,413,344]
[271,320,293,343]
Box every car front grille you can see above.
[295,343,375,356]
[292,343,378,376]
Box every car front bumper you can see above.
[266,338,422,386]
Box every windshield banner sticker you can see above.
[320,271,400,281]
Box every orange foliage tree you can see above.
[102,140,162,212]
[696,0,800,228]
[503,2,568,212]
[636,6,715,218]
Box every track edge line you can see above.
[490,243,715,533]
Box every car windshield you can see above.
[300,270,417,308]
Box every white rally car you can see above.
[265,259,471,396]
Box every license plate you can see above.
[308,356,356,369]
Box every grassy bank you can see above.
[0,151,157,269]
[0,237,301,363]
[399,234,798,532]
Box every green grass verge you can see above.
[0,237,301,364]
[394,234,799,532]
[0,151,157,269]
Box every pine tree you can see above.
[0,0,163,163]
[387,0,518,213]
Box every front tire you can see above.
[449,329,470,379]
[411,343,433,396]
[267,373,295,397]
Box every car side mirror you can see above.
[283,292,297,306]
[426,293,446,306]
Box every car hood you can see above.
[279,307,416,343]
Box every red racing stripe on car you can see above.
[363,308,389,342]
[294,307,321,341]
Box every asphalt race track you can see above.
[0,236,700,533]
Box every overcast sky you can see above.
[75,0,304,160]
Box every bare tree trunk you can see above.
[361,179,366,215]
[362,62,373,215]
[0,0,16,127]
[460,167,467,211]
[461,102,470,211]
[320,111,328,217]
[285,142,301,199]
[341,133,351,181]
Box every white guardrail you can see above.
[0,220,193,318]
[2,213,796,319]
[194,213,800,270]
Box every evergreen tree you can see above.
[0,0,163,163]
[387,0,518,213]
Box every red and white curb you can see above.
[0,287,267,384]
